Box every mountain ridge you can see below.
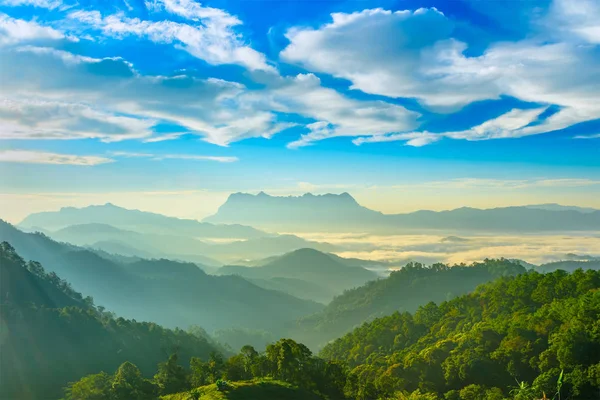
[204,192,600,232]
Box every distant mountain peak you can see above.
[225,191,358,202]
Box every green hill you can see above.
[320,269,600,399]
[0,243,221,400]
[162,380,326,400]
[294,259,526,349]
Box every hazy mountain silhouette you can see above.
[218,248,377,302]
[537,260,600,273]
[524,203,598,213]
[20,203,266,238]
[205,192,600,232]
[46,222,340,264]
[0,220,322,333]
[204,192,385,231]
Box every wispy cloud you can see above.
[353,131,441,147]
[0,98,156,141]
[68,7,273,72]
[393,178,600,190]
[0,149,114,165]
[574,133,600,139]
[143,132,186,143]
[0,0,63,10]
[110,151,238,162]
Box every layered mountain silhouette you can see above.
[217,248,377,303]
[20,203,266,238]
[19,205,343,264]
[204,192,600,232]
[0,220,322,333]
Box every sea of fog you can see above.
[287,231,600,269]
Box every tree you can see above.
[154,354,189,395]
[111,362,157,400]
[65,372,112,400]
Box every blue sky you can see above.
[0,0,599,221]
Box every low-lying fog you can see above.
[289,231,600,268]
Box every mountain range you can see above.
[204,192,600,232]
[217,248,378,303]
[18,205,343,264]
[0,220,321,333]
[20,203,266,238]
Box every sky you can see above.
[0,0,599,223]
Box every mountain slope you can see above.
[293,259,526,349]
[0,241,84,309]
[0,220,322,333]
[218,248,377,303]
[0,244,222,400]
[204,192,600,232]
[20,203,266,238]
[320,269,600,399]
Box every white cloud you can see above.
[0,0,62,9]
[0,149,113,165]
[0,98,156,141]
[549,0,600,44]
[0,46,291,145]
[281,8,499,109]
[109,151,238,162]
[143,132,185,142]
[147,0,240,24]
[68,7,273,71]
[281,4,600,145]
[154,154,238,162]
[353,131,440,147]
[444,107,548,141]
[574,133,600,140]
[245,73,420,148]
[0,13,65,44]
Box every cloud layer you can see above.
[0,149,113,165]
[0,0,599,154]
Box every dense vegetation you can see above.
[65,339,346,400]
[320,269,600,399]
[0,243,221,400]
[294,259,526,348]
[4,220,600,399]
[66,268,600,400]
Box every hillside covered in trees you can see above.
[61,268,600,400]
[294,259,526,348]
[320,269,600,399]
[0,243,222,400]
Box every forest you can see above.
[2,240,600,399]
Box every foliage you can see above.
[295,259,526,348]
[320,268,600,399]
[0,244,220,400]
